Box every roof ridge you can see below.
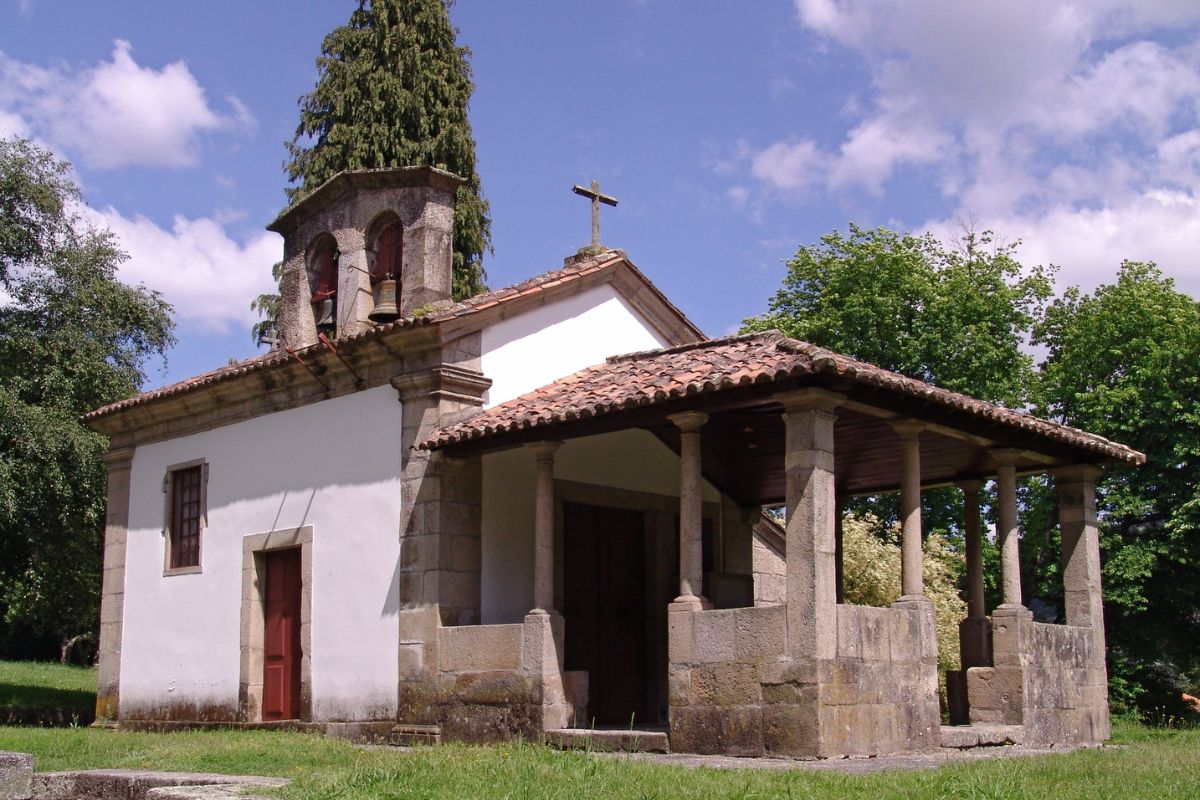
[606,329,778,364]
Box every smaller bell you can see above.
[313,297,336,333]
[369,279,400,323]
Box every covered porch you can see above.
[402,332,1143,756]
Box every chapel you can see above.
[84,167,1142,756]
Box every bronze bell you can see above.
[369,279,400,323]
[313,297,336,333]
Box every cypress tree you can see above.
[286,0,490,299]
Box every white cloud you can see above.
[723,1,1200,292]
[0,40,253,169]
[750,139,826,191]
[85,206,280,333]
[925,190,1200,298]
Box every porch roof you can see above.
[421,332,1143,504]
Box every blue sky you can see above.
[3,1,1199,388]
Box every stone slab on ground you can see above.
[0,751,33,800]
[544,729,669,754]
[593,742,1103,775]
[32,769,287,800]
[940,724,1025,749]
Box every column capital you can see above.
[776,387,844,416]
[667,410,709,432]
[1050,463,1103,484]
[990,447,1023,468]
[101,446,136,469]
[958,478,984,494]
[526,440,563,460]
[890,418,926,439]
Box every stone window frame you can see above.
[161,458,208,577]
[238,525,314,723]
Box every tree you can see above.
[287,0,490,300]
[840,513,967,681]
[0,137,174,661]
[743,225,1051,407]
[744,225,1053,534]
[1034,261,1200,712]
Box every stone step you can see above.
[390,724,442,746]
[940,724,1025,749]
[544,728,669,754]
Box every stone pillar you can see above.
[778,390,840,660]
[993,449,1024,609]
[95,446,134,725]
[668,411,709,609]
[958,480,992,668]
[527,442,561,615]
[891,420,925,600]
[392,363,491,725]
[334,230,373,338]
[834,492,845,605]
[1054,464,1110,741]
[400,187,456,317]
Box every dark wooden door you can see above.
[563,502,647,726]
[262,548,302,721]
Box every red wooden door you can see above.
[262,548,302,720]
[563,502,647,726]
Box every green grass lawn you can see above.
[1,717,1198,800]
[0,661,96,711]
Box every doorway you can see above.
[262,547,302,721]
[562,502,648,727]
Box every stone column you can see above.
[891,420,925,599]
[523,443,569,732]
[779,390,840,660]
[1054,466,1105,645]
[834,492,845,605]
[993,449,1024,609]
[527,441,562,616]
[95,446,134,725]
[668,411,709,609]
[392,362,491,725]
[958,479,992,668]
[1053,464,1110,740]
[334,230,373,338]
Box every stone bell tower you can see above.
[265,167,464,350]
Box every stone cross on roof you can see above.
[572,180,618,252]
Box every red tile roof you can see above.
[83,250,701,424]
[420,331,1145,465]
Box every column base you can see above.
[992,603,1033,619]
[670,595,713,612]
[892,594,933,608]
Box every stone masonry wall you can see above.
[668,602,940,757]
[668,605,788,756]
[967,613,1109,744]
[1024,623,1109,744]
[399,619,586,743]
[819,603,940,755]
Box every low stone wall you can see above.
[1024,622,1109,744]
[967,612,1109,744]
[432,623,539,742]
[668,604,787,756]
[819,603,940,756]
[397,616,585,744]
[668,601,940,758]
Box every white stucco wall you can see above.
[480,283,670,407]
[481,429,719,624]
[120,385,402,721]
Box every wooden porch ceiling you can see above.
[445,376,1081,507]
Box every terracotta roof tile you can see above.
[420,331,1145,465]
[84,249,701,424]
